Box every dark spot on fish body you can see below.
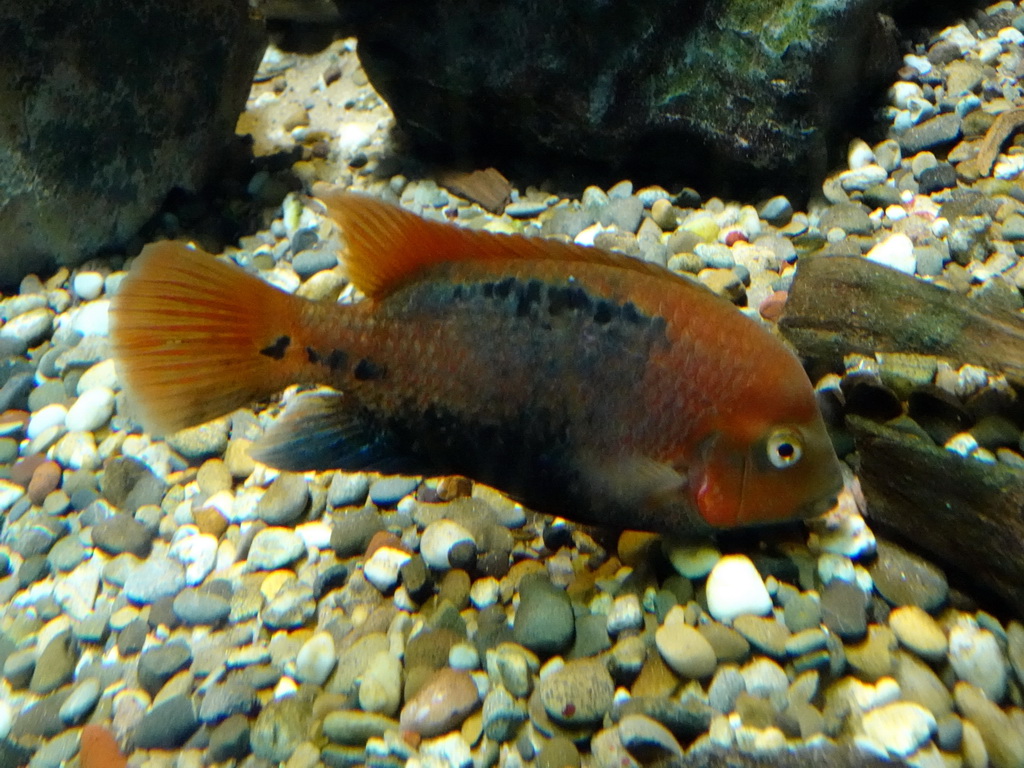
[259,335,290,360]
[307,346,349,372]
[354,358,386,381]
[515,279,544,317]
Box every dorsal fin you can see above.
[314,184,673,299]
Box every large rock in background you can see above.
[0,0,266,286]
[336,0,899,196]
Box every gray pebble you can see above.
[513,573,575,656]
[482,685,527,741]
[368,475,419,507]
[709,666,746,713]
[166,421,229,463]
[198,681,258,723]
[251,694,313,762]
[820,579,867,640]
[818,203,873,236]
[869,539,947,610]
[91,515,153,558]
[0,307,54,347]
[30,632,75,694]
[897,113,963,154]
[262,580,316,629]
[248,527,305,570]
[328,472,370,507]
[323,709,398,745]
[24,728,78,768]
[124,555,186,605]
[758,196,793,226]
[173,589,231,626]
[208,714,251,762]
[138,641,192,696]
[292,248,337,278]
[599,197,644,233]
[505,200,550,218]
[46,536,87,573]
[257,472,309,525]
[132,694,199,750]
[58,677,101,725]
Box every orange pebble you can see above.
[80,724,127,768]
[758,290,789,321]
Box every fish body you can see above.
[110,190,843,534]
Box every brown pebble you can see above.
[194,506,229,538]
[0,410,29,436]
[365,531,409,558]
[11,454,46,486]
[436,476,473,501]
[399,667,480,737]
[27,460,61,505]
[759,290,789,321]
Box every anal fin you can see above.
[249,389,422,475]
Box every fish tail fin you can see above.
[110,241,324,436]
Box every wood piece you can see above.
[848,415,1024,616]
[435,167,513,214]
[958,107,1024,179]
[779,255,1024,386]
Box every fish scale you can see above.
[110,189,843,535]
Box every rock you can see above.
[65,387,114,432]
[27,461,61,506]
[79,724,126,768]
[706,555,771,624]
[889,606,947,661]
[845,625,897,681]
[868,539,947,611]
[59,677,101,725]
[131,694,199,750]
[368,475,419,507]
[954,682,1024,768]
[363,546,411,593]
[124,555,185,605]
[166,422,229,463]
[421,518,475,570]
[399,667,479,737]
[91,515,153,558]
[655,611,717,679]
[137,642,192,697]
[257,472,309,524]
[820,579,867,640]
[513,574,575,656]
[897,113,963,155]
[948,622,1007,702]
[172,588,231,626]
[861,701,936,758]
[358,651,403,716]
[295,631,336,686]
[197,682,257,724]
[328,472,370,507]
[247,527,306,571]
[482,685,527,741]
[30,631,76,694]
[251,694,313,762]
[895,651,952,719]
[100,457,166,514]
[617,713,683,760]
[0,0,266,285]
[732,615,790,658]
[331,506,384,557]
[208,715,250,763]
[339,0,897,198]
[538,658,614,726]
[865,233,916,275]
[323,710,398,745]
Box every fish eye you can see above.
[766,429,803,469]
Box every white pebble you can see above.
[903,54,931,76]
[69,300,110,336]
[885,205,907,222]
[295,631,336,686]
[65,386,115,432]
[889,82,923,110]
[861,701,936,758]
[0,700,11,739]
[865,233,916,274]
[27,403,67,440]
[818,553,856,585]
[72,272,105,301]
[77,359,118,394]
[295,521,332,550]
[420,518,474,570]
[838,164,887,191]
[170,533,218,586]
[948,622,1008,701]
[53,431,100,471]
[706,555,772,624]
[470,577,500,609]
[607,593,643,635]
[0,481,24,512]
[364,546,411,592]
[847,138,876,170]
[998,26,1024,45]
[994,154,1024,180]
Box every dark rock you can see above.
[198,681,258,723]
[208,714,251,763]
[512,573,575,656]
[0,372,34,413]
[10,688,73,739]
[339,0,898,199]
[172,589,231,626]
[0,0,266,286]
[918,163,957,194]
[117,619,149,656]
[331,506,384,557]
[30,631,76,694]
[820,580,868,640]
[138,641,192,697]
[896,113,963,155]
[132,694,200,750]
[100,457,166,513]
[91,515,153,557]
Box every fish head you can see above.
[691,414,844,528]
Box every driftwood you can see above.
[848,416,1024,617]
[779,255,1024,387]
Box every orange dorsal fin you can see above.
[314,185,672,299]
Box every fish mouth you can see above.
[796,489,841,521]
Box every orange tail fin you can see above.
[110,242,317,436]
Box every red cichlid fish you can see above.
[109,189,843,534]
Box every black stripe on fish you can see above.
[259,335,291,360]
[307,346,349,372]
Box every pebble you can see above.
[27,403,67,440]
[257,472,309,524]
[664,539,720,579]
[65,386,114,432]
[513,573,575,656]
[868,539,947,610]
[617,713,683,759]
[399,667,480,736]
[896,652,952,719]
[251,695,313,762]
[482,685,527,741]
[31,631,76,694]
[172,588,231,625]
[538,658,614,726]
[607,593,643,635]
[865,233,916,274]
[295,631,336,686]
[132,694,200,749]
[322,710,397,745]
[124,555,186,604]
[820,579,867,640]
[247,527,306,571]
[655,611,717,679]
[368,475,419,506]
[53,430,100,470]
[197,682,257,723]
[328,472,370,507]
[358,651,402,716]
[954,682,1024,768]
[166,421,229,463]
[889,606,947,660]
[705,555,772,624]
[948,621,1007,702]
[861,701,936,758]
[420,518,475,570]
[170,532,218,585]
[363,546,411,592]
[92,515,153,558]
[0,307,55,347]
[138,642,192,697]
[27,460,61,505]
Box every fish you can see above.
[109,188,844,535]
